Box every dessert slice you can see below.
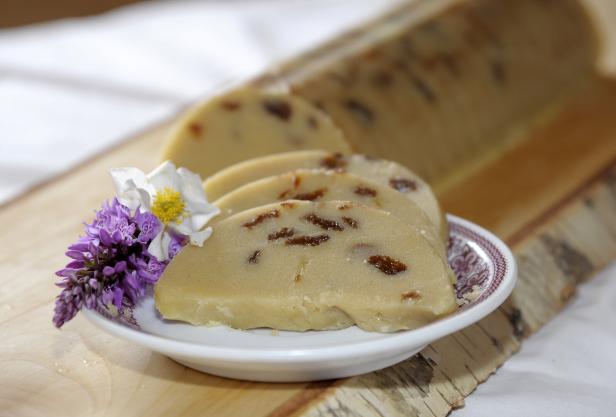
[213,169,446,259]
[160,87,351,178]
[155,200,457,332]
[204,151,448,243]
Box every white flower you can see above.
[110,161,220,261]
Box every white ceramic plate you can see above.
[84,214,517,382]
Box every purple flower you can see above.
[53,198,186,328]
[134,210,161,243]
[168,232,188,259]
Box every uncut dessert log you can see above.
[162,0,598,184]
[254,0,598,183]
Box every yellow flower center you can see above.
[151,187,186,224]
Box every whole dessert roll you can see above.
[162,0,598,183]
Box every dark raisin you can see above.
[188,123,202,137]
[242,209,280,229]
[389,177,418,192]
[221,100,241,111]
[401,290,422,301]
[293,175,301,188]
[294,274,302,283]
[410,75,436,103]
[440,53,460,77]
[292,188,327,201]
[367,255,407,275]
[286,234,330,246]
[307,116,319,129]
[490,59,506,85]
[342,217,359,229]
[363,48,382,60]
[354,186,377,197]
[268,227,295,241]
[247,250,261,264]
[263,99,292,120]
[420,56,439,71]
[320,153,347,170]
[372,71,393,87]
[303,213,344,231]
[278,189,291,199]
[344,99,374,125]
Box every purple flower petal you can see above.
[99,228,113,246]
[66,260,85,269]
[114,261,127,273]
[111,229,123,243]
[102,266,115,276]
[168,234,187,258]
[55,268,77,277]
[88,241,99,256]
[85,294,97,309]
[65,250,85,260]
[112,287,124,310]
[135,212,162,243]
[137,269,158,284]
[124,271,140,291]
[68,242,90,252]
[53,292,79,328]
[101,289,114,305]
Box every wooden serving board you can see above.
[2,2,616,417]
[1,76,615,417]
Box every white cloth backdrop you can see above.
[1,1,614,415]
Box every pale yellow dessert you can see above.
[155,200,457,332]
[212,169,446,259]
[160,87,351,178]
[204,151,448,243]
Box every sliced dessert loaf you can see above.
[205,151,448,243]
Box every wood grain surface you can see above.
[2,0,616,416]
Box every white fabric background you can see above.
[1,1,614,415]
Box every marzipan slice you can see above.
[160,87,351,178]
[205,151,448,242]
[155,200,457,332]
[213,169,446,259]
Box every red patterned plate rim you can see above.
[449,220,508,307]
